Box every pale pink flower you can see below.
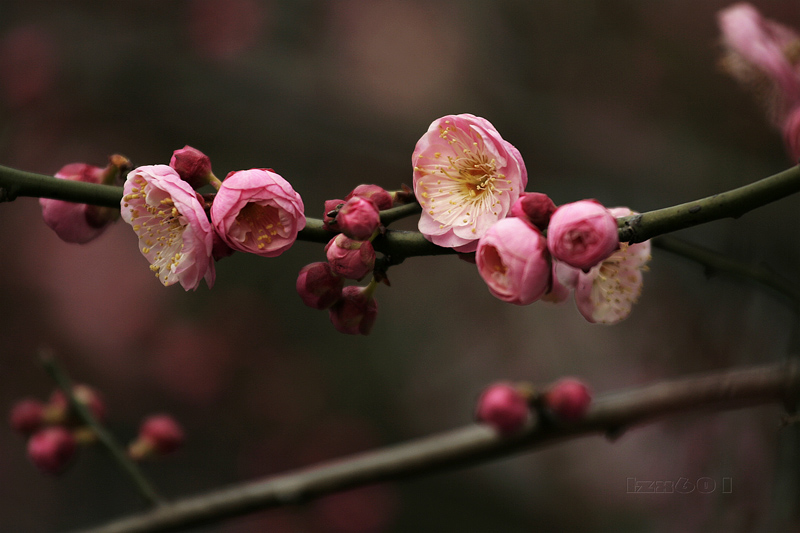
[718,3,800,126]
[476,217,550,306]
[210,168,305,257]
[413,114,527,252]
[325,234,375,281]
[475,382,531,435]
[573,207,651,325]
[121,165,216,290]
[40,163,114,244]
[547,199,619,271]
[336,196,380,241]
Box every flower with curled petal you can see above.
[413,114,527,252]
[121,165,215,290]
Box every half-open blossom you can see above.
[40,162,120,244]
[210,168,305,257]
[121,165,216,290]
[325,234,376,281]
[129,414,185,460]
[296,262,344,309]
[475,382,531,435]
[547,200,619,271]
[542,378,592,423]
[336,196,380,241]
[718,3,800,126]
[27,427,77,475]
[169,145,217,189]
[413,114,527,252]
[329,285,378,335]
[573,207,651,325]
[476,217,550,305]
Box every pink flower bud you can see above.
[296,262,345,309]
[27,427,77,475]
[510,192,556,231]
[40,163,113,244]
[325,234,376,281]
[476,217,551,305]
[48,384,107,424]
[129,414,185,460]
[336,196,381,241]
[345,184,394,211]
[329,285,378,335]
[543,378,592,423]
[211,168,305,257]
[475,382,530,435]
[9,398,44,435]
[169,145,214,189]
[547,200,619,271]
[323,199,345,231]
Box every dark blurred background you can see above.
[1,1,799,531]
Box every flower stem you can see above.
[39,350,165,507]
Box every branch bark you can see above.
[73,359,800,533]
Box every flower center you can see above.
[234,203,285,250]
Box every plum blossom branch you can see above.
[0,165,123,207]
[74,359,800,533]
[40,352,165,507]
[653,235,800,311]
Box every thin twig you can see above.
[72,359,800,533]
[654,235,800,311]
[39,352,165,507]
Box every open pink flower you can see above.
[547,200,619,271]
[718,3,800,126]
[210,169,305,257]
[573,207,651,324]
[40,163,115,244]
[413,114,527,252]
[121,165,216,290]
[476,217,550,305]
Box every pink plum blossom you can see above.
[547,200,619,271]
[573,207,651,325]
[510,192,556,231]
[210,168,305,257]
[543,378,592,423]
[336,196,381,240]
[475,382,530,435]
[329,285,378,335]
[413,114,527,252]
[129,414,185,460]
[121,165,216,290]
[40,163,116,244]
[27,427,76,475]
[476,217,551,305]
[325,234,376,281]
[718,3,800,126]
[296,262,345,309]
[345,184,394,211]
[169,145,216,189]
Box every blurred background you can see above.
[1,1,799,531]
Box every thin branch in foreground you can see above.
[73,359,800,533]
[40,353,165,507]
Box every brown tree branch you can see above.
[73,359,800,533]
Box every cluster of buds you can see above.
[475,377,592,435]
[8,385,184,475]
[297,184,406,335]
[475,193,651,325]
